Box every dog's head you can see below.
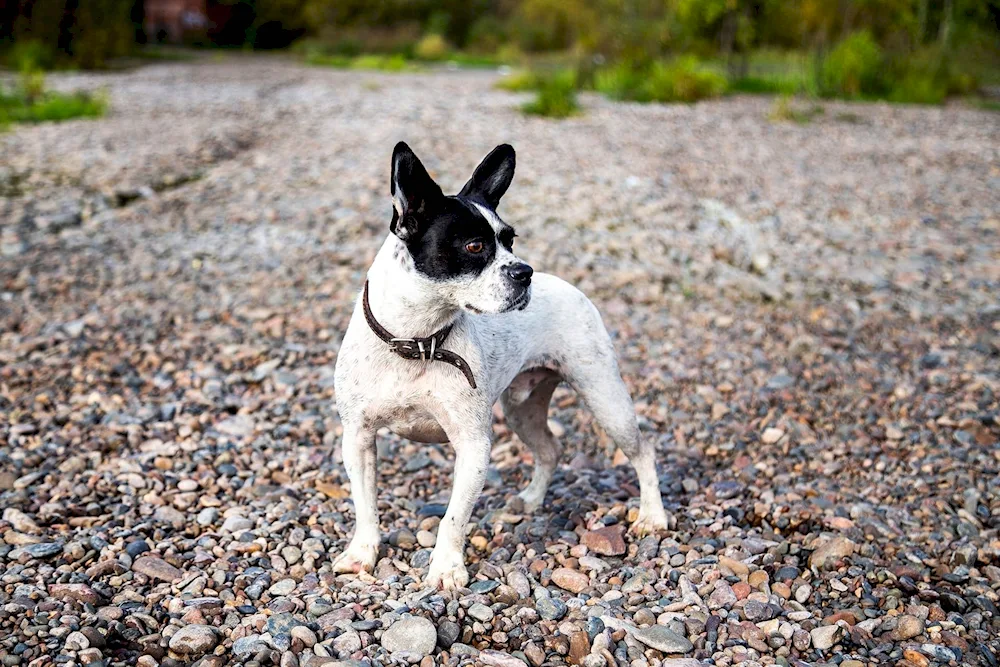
[388,141,532,315]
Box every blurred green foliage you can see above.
[596,56,728,102]
[522,69,579,118]
[0,66,106,127]
[1,0,997,106]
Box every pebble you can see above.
[631,625,694,653]
[381,615,436,656]
[551,567,590,593]
[168,624,218,655]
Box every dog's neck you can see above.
[365,235,461,338]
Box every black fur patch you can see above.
[405,196,498,281]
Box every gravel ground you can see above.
[1,56,999,667]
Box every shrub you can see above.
[820,31,882,98]
[888,72,947,105]
[768,94,824,123]
[522,70,579,118]
[596,57,727,103]
[594,61,644,100]
[414,34,449,61]
[495,69,541,91]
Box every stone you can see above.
[708,582,737,609]
[133,556,183,582]
[468,603,494,622]
[808,537,856,570]
[551,567,589,593]
[437,619,460,649]
[761,428,784,444]
[632,626,693,654]
[479,650,527,667]
[233,635,267,656]
[890,615,925,641]
[568,631,590,665]
[381,615,436,656]
[809,625,842,650]
[581,526,626,556]
[222,515,253,532]
[168,625,218,655]
[49,583,103,605]
[621,569,655,593]
[536,597,567,620]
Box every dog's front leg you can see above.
[331,422,380,574]
[425,431,490,590]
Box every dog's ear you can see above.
[459,144,515,209]
[390,141,443,240]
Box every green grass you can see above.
[0,83,106,126]
[522,70,579,118]
[305,52,418,72]
[495,69,541,91]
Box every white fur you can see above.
[332,234,669,589]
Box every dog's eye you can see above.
[465,241,484,254]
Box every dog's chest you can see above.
[371,405,449,444]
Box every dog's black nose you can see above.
[505,263,533,286]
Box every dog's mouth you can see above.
[502,290,531,313]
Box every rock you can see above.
[233,635,267,656]
[216,415,255,438]
[581,526,626,556]
[524,642,545,667]
[568,631,590,665]
[632,626,694,654]
[761,427,785,444]
[808,537,856,570]
[20,542,64,559]
[551,567,589,593]
[810,625,842,651]
[3,508,40,533]
[133,556,183,582]
[536,597,567,620]
[169,625,218,655]
[622,569,656,593]
[381,615,436,656]
[507,570,531,598]
[890,615,925,641]
[479,650,527,667]
[222,515,253,532]
[468,603,494,622]
[437,619,460,649]
[269,579,296,596]
[48,583,103,605]
[290,626,317,648]
[708,582,737,609]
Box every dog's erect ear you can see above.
[391,141,443,240]
[459,144,515,209]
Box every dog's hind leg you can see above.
[500,371,562,513]
[563,335,669,534]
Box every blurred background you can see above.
[1,0,999,107]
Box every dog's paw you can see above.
[425,549,469,591]
[514,489,545,515]
[331,541,378,574]
[630,507,670,536]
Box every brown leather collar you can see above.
[362,281,477,389]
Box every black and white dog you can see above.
[332,142,668,589]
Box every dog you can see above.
[332,142,668,589]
